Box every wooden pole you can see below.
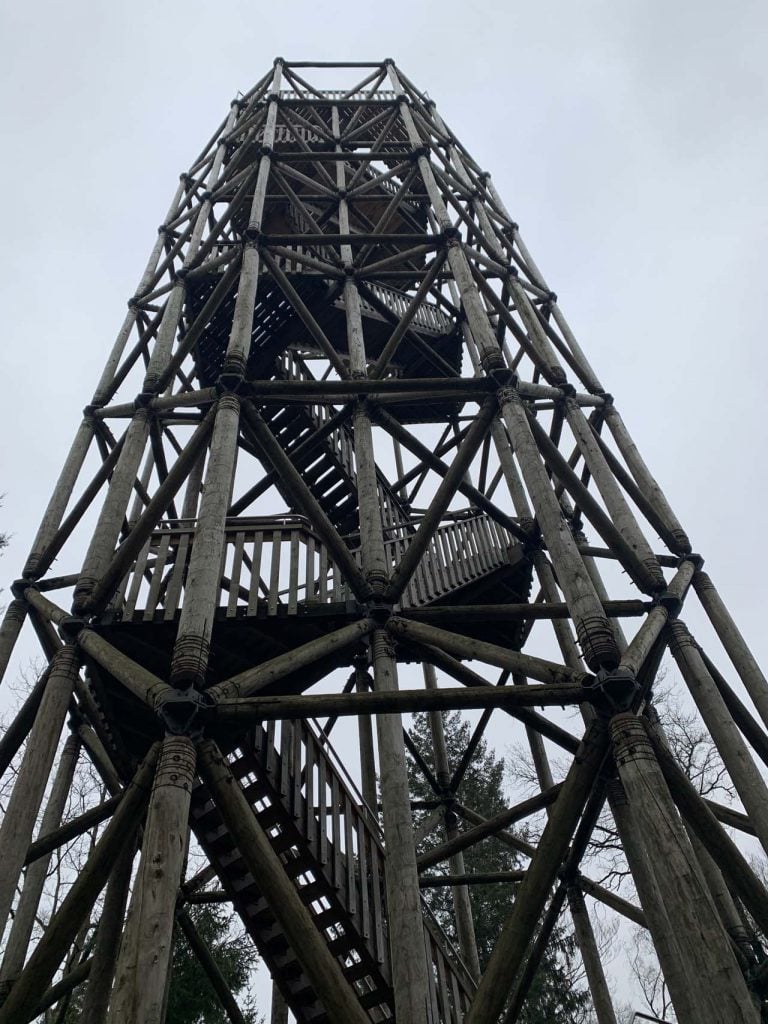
[668,619,768,857]
[208,617,374,702]
[0,746,158,1024]
[602,404,691,554]
[498,392,619,671]
[212,682,591,725]
[567,885,618,1024]
[176,908,249,1024]
[72,410,150,613]
[423,662,481,981]
[465,718,609,1024]
[369,630,430,1022]
[23,419,94,579]
[693,570,768,731]
[107,735,196,1024]
[0,645,81,943]
[0,733,81,989]
[645,719,768,938]
[610,713,757,1024]
[170,396,241,688]
[197,739,371,1024]
[0,598,27,688]
[0,665,49,780]
[79,839,137,1024]
[354,659,378,813]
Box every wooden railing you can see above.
[116,511,513,622]
[228,716,474,1021]
[279,89,397,102]
[337,281,451,336]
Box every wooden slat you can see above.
[143,532,171,620]
[164,532,190,620]
[305,534,316,602]
[288,529,300,615]
[331,771,343,893]
[319,543,329,602]
[268,530,282,615]
[318,753,328,867]
[125,535,153,619]
[344,792,356,919]
[247,531,263,615]
[227,531,246,617]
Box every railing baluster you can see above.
[318,754,328,867]
[305,728,316,852]
[359,822,370,941]
[164,531,190,620]
[125,535,152,619]
[344,791,356,919]
[247,530,263,615]
[319,543,329,602]
[144,532,171,621]
[288,528,300,615]
[305,533,315,602]
[331,770,343,893]
[227,530,246,617]
[268,529,282,615]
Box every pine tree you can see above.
[407,710,590,1022]
[165,904,260,1024]
[62,904,260,1023]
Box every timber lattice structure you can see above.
[0,58,767,1024]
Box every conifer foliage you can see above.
[407,711,591,1022]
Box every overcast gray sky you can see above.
[1,0,767,1013]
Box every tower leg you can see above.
[371,631,430,1024]
[79,839,137,1024]
[567,885,617,1024]
[424,662,481,981]
[610,713,757,1024]
[0,732,80,990]
[0,644,80,942]
[107,735,196,1024]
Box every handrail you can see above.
[116,509,513,623]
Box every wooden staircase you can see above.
[190,718,474,1023]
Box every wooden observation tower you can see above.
[1,58,767,1023]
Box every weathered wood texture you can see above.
[5,59,768,1024]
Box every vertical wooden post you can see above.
[499,392,619,671]
[0,644,80,943]
[355,658,378,813]
[330,97,429,1022]
[79,839,137,1024]
[566,886,617,1024]
[0,598,27,688]
[466,718,609,1024]
[370,630,430,1023]
[23,419,94,579]
[693,570,768,731]
[0,747,158,1024]
[602,404,691,554]
[0,732,81,989]
[170,395,240,688]
[73,410,150,612]
[107,735,196,1024]
[423,663,481,981]
[610,713,757,1024]
[668,619,768,857]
